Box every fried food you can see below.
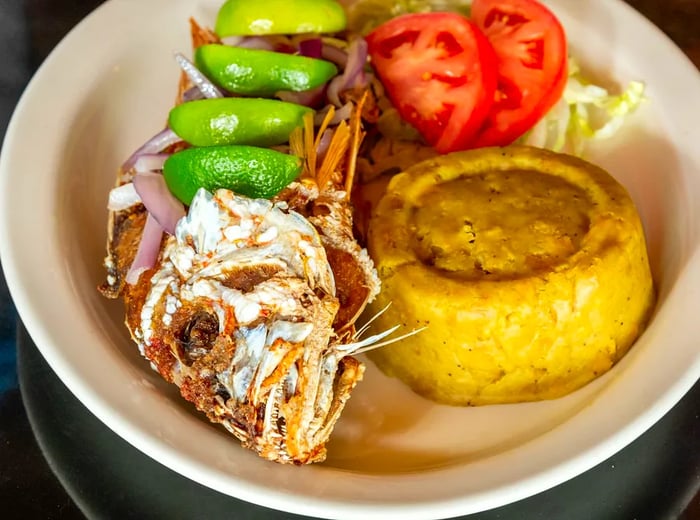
[365,146,655,406]
[100,62,382,462]
[100,124,381,464]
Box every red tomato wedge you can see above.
[471,0,568,148]
[366,13,498,154]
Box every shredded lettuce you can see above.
[346,0,471,34]
[375,57,646,155]
[522,58,646,156]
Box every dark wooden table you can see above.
[626,0,700,66]
[1,1,699,519]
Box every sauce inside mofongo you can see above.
[410,170,593,280]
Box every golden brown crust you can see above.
[123,271,151,330]
[366,146,655,405]
[98,205,147,299]
[325,246,371,332]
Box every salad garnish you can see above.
[366,11,499,153]
[359,0,644,158]
[111,0,646,281]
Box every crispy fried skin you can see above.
[99,206,147,299]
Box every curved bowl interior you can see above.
[1,0,700,519]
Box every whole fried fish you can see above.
[101,151,383,464]
[99,24,386,461]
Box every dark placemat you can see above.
[15,325,700,519]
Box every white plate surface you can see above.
[1,1,700,519]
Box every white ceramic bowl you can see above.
[2,1,700,519]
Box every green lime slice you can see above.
[163,145,302,204]
[195,44,337,96]
[168,98,312,147]
[216,0,347,36]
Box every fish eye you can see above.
[177,310,220,365]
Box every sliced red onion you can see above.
[316,128,334,164]
[299,38,322,58]
[321,43,348,68]
[133,153,170,173]
[122,128,181,170]
[174,52,223,99]
[132,172,186,235]
[327,38,369,107]
[126,212,164,285]
[221,35,245,46]
[276,84,326,108]
[240,37,277,50]
[108,183,142,211]
[327,80,344,108]
[313,102,353,126]
[222,35,298,53]
[345,38,369,86]
[182,86,206,102]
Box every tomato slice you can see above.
[367,13,498,154]
[471,0,568,148]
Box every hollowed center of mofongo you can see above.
[411,171,592,280]
[366,147,655,406]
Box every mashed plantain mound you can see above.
[366,146,655,406]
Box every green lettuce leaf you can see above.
[346,0,471,34]
[522,58,646,155]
